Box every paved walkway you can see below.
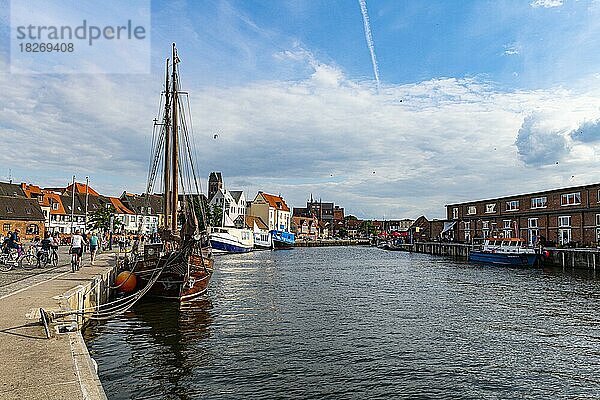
[0,252,115,399]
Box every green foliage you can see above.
[358,220,374,236]
[208,205,223,228]
[88,206,121,232]
[344,215,358,221]
[338,228,348,238]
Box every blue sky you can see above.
[1,0,600,219]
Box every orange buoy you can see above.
[115,271,137,293]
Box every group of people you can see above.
[68,230,100,266]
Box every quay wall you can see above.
[294,239,370,247]
[394,242,600,270]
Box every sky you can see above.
[1,0,600,219]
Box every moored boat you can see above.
[210,227,254,253]
[271,230,295,249]
[469,238,538,267]
[132,43,214,302]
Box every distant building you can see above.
[120,193,163,234]
[445,183,600,246]
[0,182,45,240]
[207,172,223,202]
[208,188,247,227]
[247,192,291,232]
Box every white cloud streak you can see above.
[530,0,564,8]
[358,0,380,91]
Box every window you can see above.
[482,221,489,229]
[531,197,547,209]
[558,216,571,227]
[106,204,111,209]
[2,223,10,231]
[597,214,600,226]
[452,207,459,219]
[464,221,471,230]
[561,192,581,206]
[506,200,519,211]
[467,206,476,215]
[6,206,14,213]
[485,204,496,213]
[559,228,572,245]
[26,224,39,235]
[52,203,59,210]
[37,196,43,203]
[25,208,32,215]
[503,220,513,238]
[528,218,538,228]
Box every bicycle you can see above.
[70,248,81,273]
[0,248,19,272]
[19,246,39,270]
[37,248,59,268]
[0,246,37,271]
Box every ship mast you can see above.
[163,58,171,229]
[171,43,179,231]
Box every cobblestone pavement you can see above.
[0,247,113,299]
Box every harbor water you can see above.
[84,246,600,399]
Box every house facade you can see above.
[0,182,45,240]
[446,183,600,246]
[208,188,246,227]
[247,192,291,232]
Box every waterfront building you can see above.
[0,182,45,240]
[208,188,247,227]
[446,183,600,246]
[292,215,321,239]
[120,193,163,234]
[247,192,291,232]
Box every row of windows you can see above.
[458,191,592,218]
[464,214,600,230]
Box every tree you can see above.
[88,206,121,232]
[344,215,358,221]
[358,220,374,237]
[207,204,223,228]
[338,228,348,238]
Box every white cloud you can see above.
[503,42,521,56]
[2,47,600,219]
[530,0,564,8]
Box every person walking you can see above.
[89,232,99,265]
[70,230,84,269]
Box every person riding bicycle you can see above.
[7,228,23,256]
[38,232,53,256]
[70,230,84,268]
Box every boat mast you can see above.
[163,58,171,229]
[171,43,179,231]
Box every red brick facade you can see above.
[446,184,600,246]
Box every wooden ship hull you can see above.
[135,244,213,302]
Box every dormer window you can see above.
[6,207,14,213]
[52,203,59,210]
[25,208,32,215]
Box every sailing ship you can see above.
[133,43,214,302]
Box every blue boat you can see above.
[271,230,295,249]
[469,238,538,267]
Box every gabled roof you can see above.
[65,182,100,197]
[0,182,26,197]
[21,183,42,196]
[258,192,290,212]
[245,215,268,230]
[107,197,134,214]
[0,195,45,221]
[121,192,164,214]
[44,192,66,214]
[229,190,244,203]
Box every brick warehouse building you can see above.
[446,183,600,247]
